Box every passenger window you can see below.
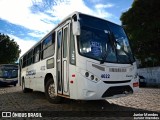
[42,33,55,59]
[34,44,41,63]
[22,55,27,68]
[27,50,33,65]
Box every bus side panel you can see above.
[33,60,45,92]
[68,64,77,99]
[35,56,56,93]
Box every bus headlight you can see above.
[90,75,94,80]
[85,72,89,77]
[95,78,98,82]
[84,71,100,83]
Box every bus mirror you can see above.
[72,21,80,35]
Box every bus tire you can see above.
[45,78,62,104]
[22,79,33,93]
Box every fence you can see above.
[138,67,160,87]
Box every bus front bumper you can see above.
[0,79,18,86]
[76,73,138,100]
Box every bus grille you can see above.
[102,85,133,98]
[109,68,127,72]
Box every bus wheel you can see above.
[45,78,62,104]
[22,80,32,93]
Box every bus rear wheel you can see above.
[22,79,33,93]
[45,78,62,104]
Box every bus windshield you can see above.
[78,14,135,64]
[0,67,18,78]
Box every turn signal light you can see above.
[70,80,74,84]
[133,82,139,87]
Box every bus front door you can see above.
[57,24,70,96]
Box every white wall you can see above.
[138,67,160,86]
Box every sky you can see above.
[0,0,133,57]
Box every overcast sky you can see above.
[0,0,133,57]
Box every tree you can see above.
[0,33,21,64]
[120,0,160,67]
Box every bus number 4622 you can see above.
[101,74,110,78]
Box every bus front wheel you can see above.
[45,78,62,104]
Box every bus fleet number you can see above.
[101,74,110,78]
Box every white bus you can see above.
[19,11,139,103]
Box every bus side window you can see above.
[27,50,33,66]
[34,44,41,63]
[41,33,55,59]
[22,55,27,68]
[70,24,76,65]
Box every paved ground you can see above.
[0,86,159,120]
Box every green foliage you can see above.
[120,0,160,67]
[0,33,21,64]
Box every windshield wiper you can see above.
[100,52,107,64]
[100,32,115,64]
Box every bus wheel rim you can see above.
[48,83,55,99]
